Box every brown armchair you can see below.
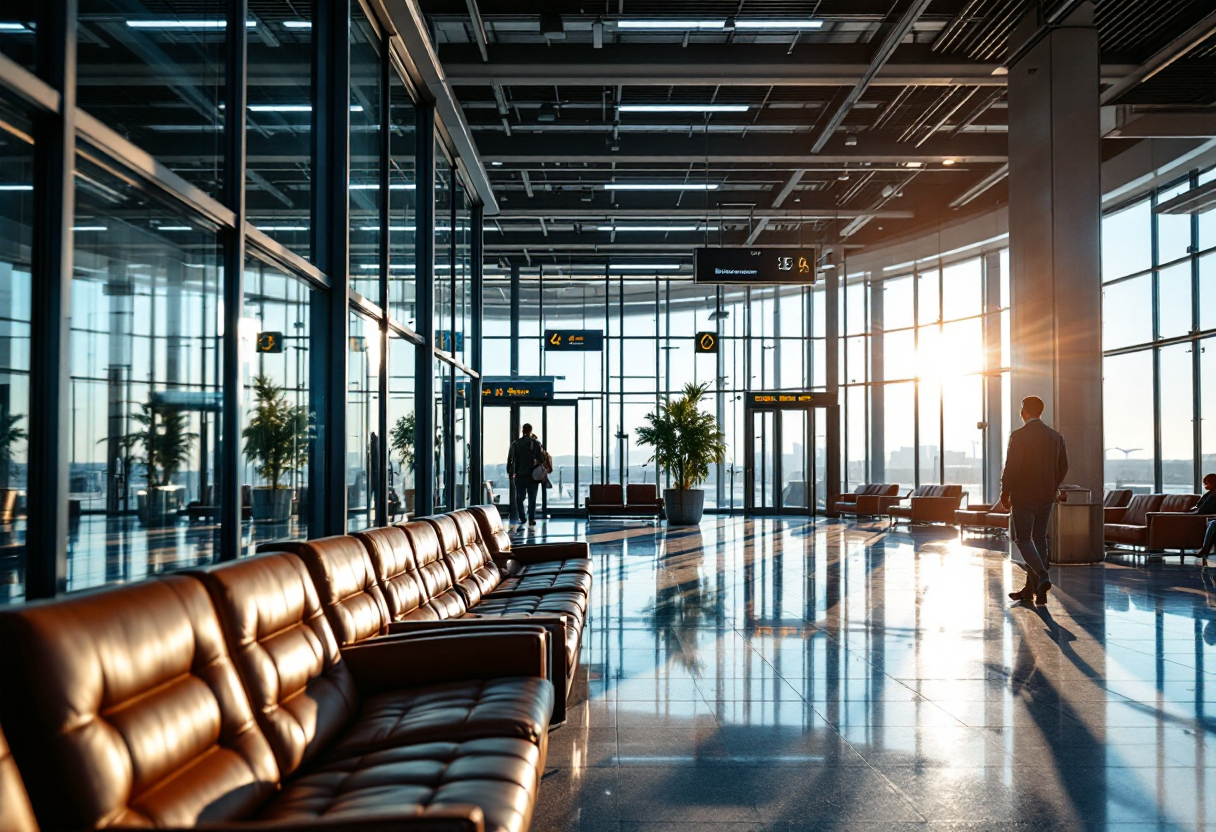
[587,483,630,517]
[955,502,1010,536]
[1105,493,1208,552]
[836,484,900,517]
[626,484,665,518]
[887,484,965,526]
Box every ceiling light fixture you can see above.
[845,133,857,147]
[605,183,719,191]
[491,161,503,166]
[282,20,311,28]
[619,104,748,113]
[733,19,824,29]
[595,225,718,232]
[157,226,194,231]
[608,264,683,270]
[255,225,309,232]
[349,183,416,190]
[126,19,255,29]
[0,23,31,32]
[0,184,33,191]
[942,159,956,166]
[247,105,363,113]
[617,19,726,29]
[73,226,108,232]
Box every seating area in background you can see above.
[0,504,591,832]
[834,483,900,518]
[1104,493,1209,557]
[585,483,664,522]
[885,484,965,526]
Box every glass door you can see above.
[541,405,577,510]
[746,407,816,516]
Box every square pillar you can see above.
[1007,2,1103,497]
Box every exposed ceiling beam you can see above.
[1100,10,1216,105]
[745,218,770,245]
[474,132,1008,164]
[949,163,1008,208]
[493,208,914,220]
[811,0,935,154]
[442,43,1011,87]
[463,0,489,62]
[771,170,805,208]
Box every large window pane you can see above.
[941,258,982,321]
[918,381,941,485]
[1103,275,1153,350]
[69,155,223,591]
[1202,337,1216,480]
[1160,343,1194,493]
[349,10,382,301]
[387,335,416,519]
[1102,199,1152,281]
[884,382,915,489]
[1200,252,1215,332]
[78,1,225,197]
[1158,262,1192,341]
[1103,351,1154,491]
[917,268,939,325]
[388,69,416,327]
[1156,181,1192,265]
[846,386,866,490]
[243,255,311,547]
[347,311,380,531]
[0,106,32,605]
[883,275,914,330]
[435,147,452,347]
[943,375,983,504]
[246,3,312,257]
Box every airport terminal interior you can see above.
[0,1,1215,830]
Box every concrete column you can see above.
[869,279,885,483]
[1007,2,1103,497]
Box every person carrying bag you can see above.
[507,423,544,527]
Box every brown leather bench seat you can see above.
[0,724,36,832]
[0,567,554,832]
[585,483,663,519]
[836,484,901,518]
[955,502,1010,535]
[471,504,594,596]
[1105,493,1208,552]
[284,517,585,723]
[887,484,965,526]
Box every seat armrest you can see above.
[1147,512,1211,549]
[342,628,550,695]
[1104,507,1128,523]
[511,540,590,563]
[862,494,906,514]
[109,807,486,832]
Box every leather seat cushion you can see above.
[887,506,913,518]
[496,570,592,601]
[955,511,989,523]
[324,679,553,758]
[263,738,543,832]
[1105,524,1148,546]
[508,557,593,578]
[463,595,586,668]
[1160,494,1199,513]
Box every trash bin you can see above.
[1049,486,1104,564]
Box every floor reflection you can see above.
[534,516,1216,832]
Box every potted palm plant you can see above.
[390,411,416,514]
[129,399,197,526]
[636,382,726,526]
[0,411,26,525]
[243,374,310,523]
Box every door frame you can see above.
[485,398,581,518]
[742,391,840,518]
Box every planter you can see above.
[0,488,17,525]
[664,488,705,526]
[251,487,293,523]
[142,486,178,528]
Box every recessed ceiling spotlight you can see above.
[942,159,956,166]
[491,161,503,166]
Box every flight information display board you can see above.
[747,391,838,409]
[694,248,817,285]
[481,377,556,400]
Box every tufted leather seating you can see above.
[286,524,584,722]
[955,502,1011,536]
[0,724,36,832]
[469,504,593,596]
[1104,493,1208,552]
[835,484,902,518]
[886,484,965,526]
[0,565,554,832]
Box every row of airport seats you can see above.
[0,505,591,832]
[835,483,966,526]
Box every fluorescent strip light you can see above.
[619,104,748,113]
[157,226,193,231]
[733,19,823,29]
[0,185,32,191]
[349,183,416,190]
[595,225,717,232]
[609,264,682,270]
[282,21,311,29]
[73,226,108,232]
[0,23,31,32]
[617,19,725,29]
[256,225,308,232]
[605,183,719,191]
[360,226,417,232]
[126,19,255,29]
[247,105,362,113]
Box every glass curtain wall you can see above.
[1102,168,1216,493]
[0,2,479,603]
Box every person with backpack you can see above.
[507,423,545,527]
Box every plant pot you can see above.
[664,488,705,526]
[0,488,18,525]
[251,487,293,523]
[143,486,177,527]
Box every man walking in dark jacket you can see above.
[507,423,543,527]
[1000,396,1069,606]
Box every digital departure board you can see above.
[481,377,556,400]
[694,248,817,285]
[747,391,838,409]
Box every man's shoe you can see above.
[1008,585,1033,602]
[1034,580,1051,607]
[528,519,536,527]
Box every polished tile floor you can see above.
[527,516,1216,832]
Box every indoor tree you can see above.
[635,382,726,525]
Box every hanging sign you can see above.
[695,332,718,353]
[481,376,556,400]
[694,247,817,285]
[256,331,284,353]
[747,391,838,409]
[544,330,604,351]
